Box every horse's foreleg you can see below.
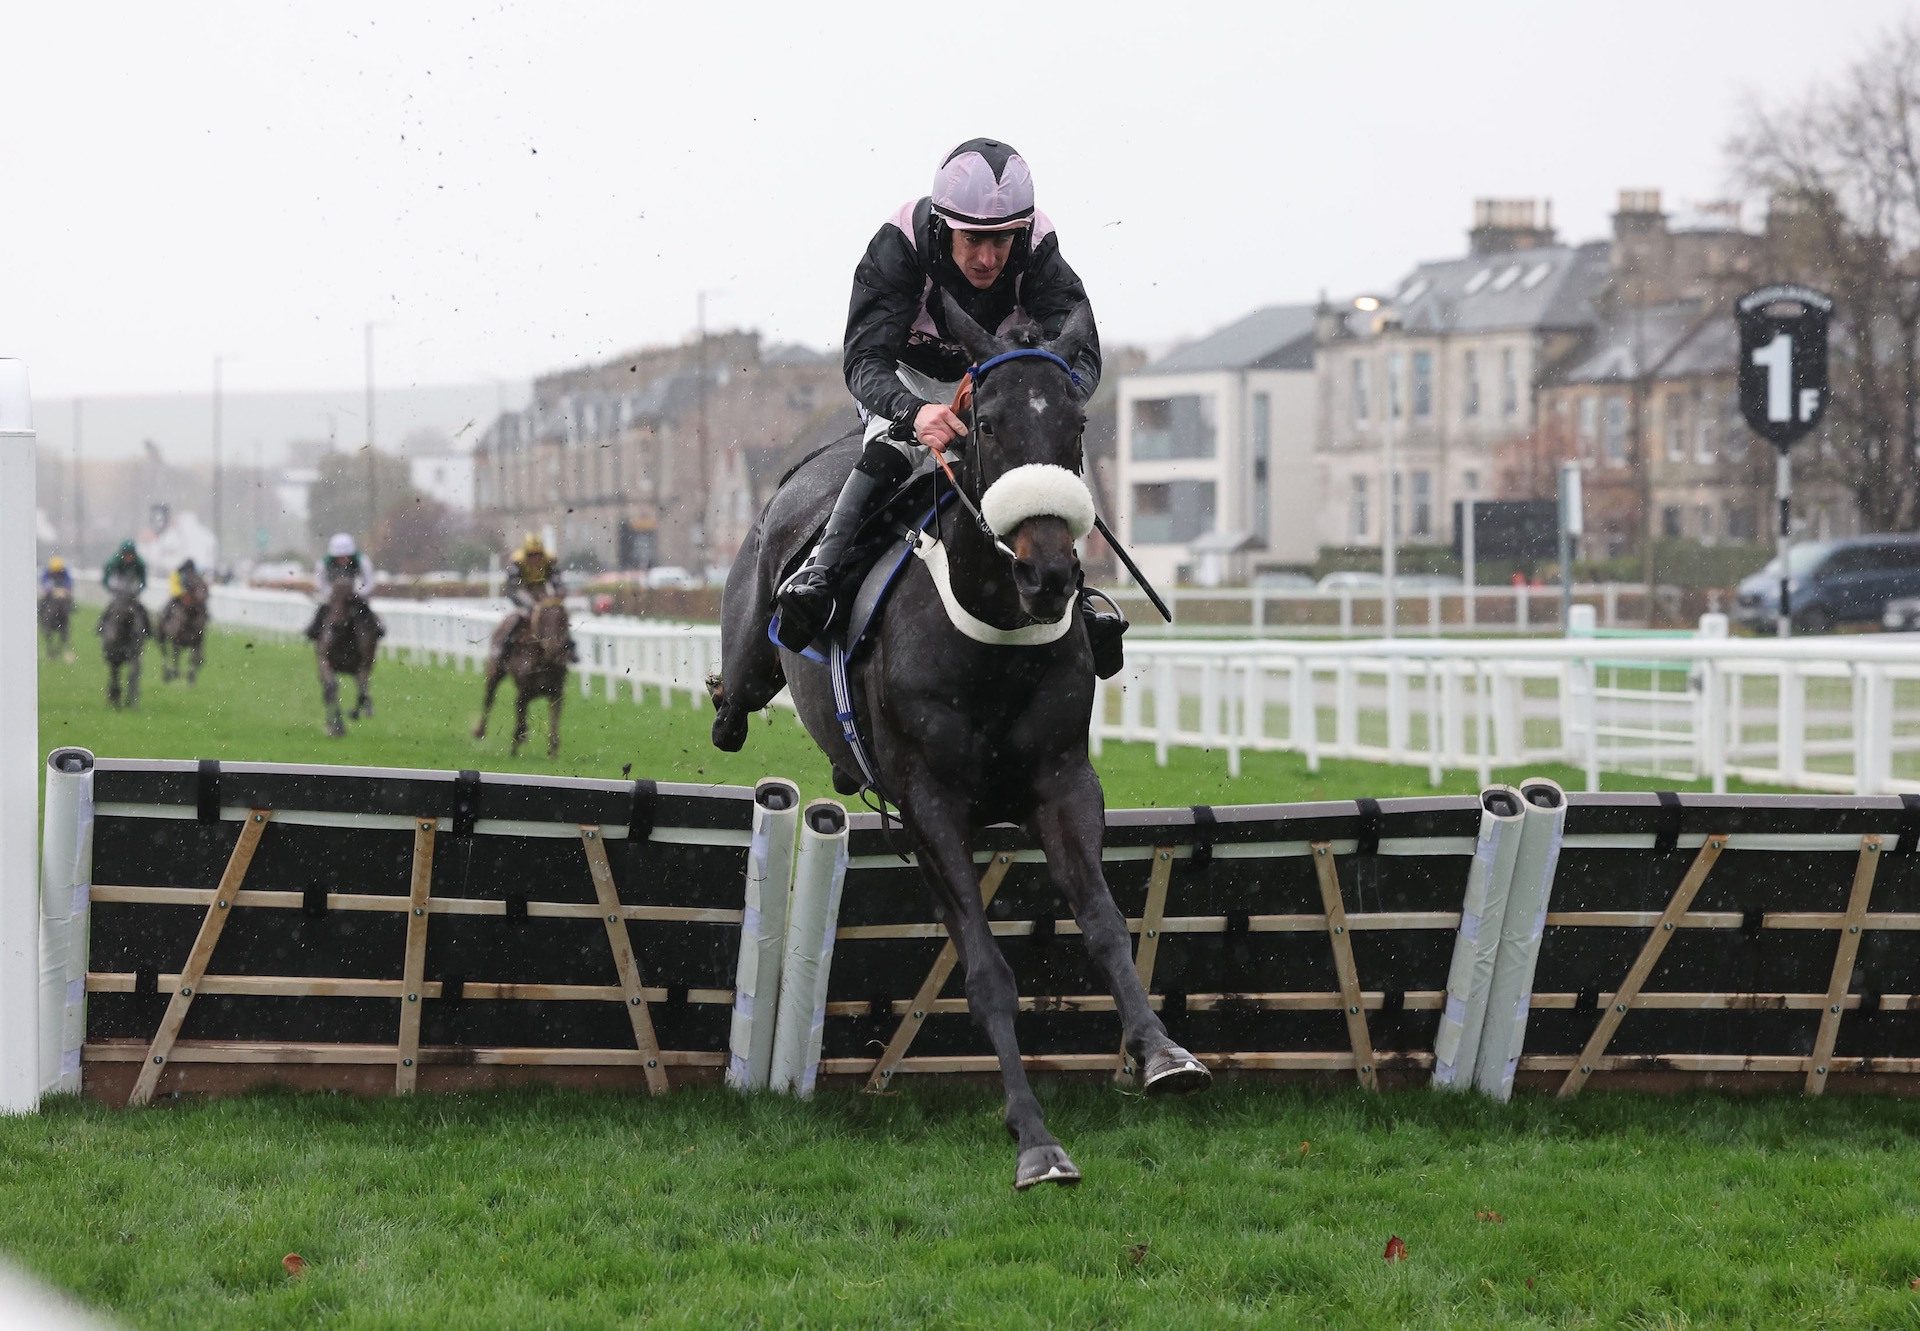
[510,688,530,757]
[904,791,1077,1191]
[188,638,202,685]
[352,667,373,720]
[1031,766,1209,1095]
[474,668,503,739]
[106,661,121,709]
[127,651,142,708]
[319,664,344,737]
[547,689,563,758]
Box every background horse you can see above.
[474,596,571,757]
[38,589,73,661]
[316,577,378,737]
[713,297,1208,1191]
[157,588,210,684]
[98,591,147,708]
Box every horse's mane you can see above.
[1005,320,1045,350]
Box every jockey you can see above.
[167,558,208,605]
[774,137,1127,675]
[494,533,578,664]
[304,532,384,641]
[101,539,152,635]
[39,556,73,598]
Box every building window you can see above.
[1602,395,1629,467]
[1694,389,1716,464]
[1463,350,1480,418]
[1132,480,1216,544]
[1388,353,1404,420]
[1727,503,1755,541]
[1351,359,1370,423]
[1578,396,1599,460]
[1661,505,1683,538]
[1501,348,1519,417]
[1412,351,1433,420]
[1131,396,1216,460]
[1410,469,1433,538]
[1697,503,1716,545]
[1461,468,1480,494]
[1350,475,1369,540]
[1664,393,1686,463]
[1250,392,1271,541]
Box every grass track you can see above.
[4,1086,1920,1329]
[24,614,1889,1329]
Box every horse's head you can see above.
[941,293,1097,624]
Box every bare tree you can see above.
[1729,19,1920,531]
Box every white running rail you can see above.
[207,587,1920,796]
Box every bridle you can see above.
[930,347,1083,561]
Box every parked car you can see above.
[1884,596,1920,632]
[1734,534,1920,634]
[645,565,701,590]
[1253,572,1316,593]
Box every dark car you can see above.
[1734,534,1920,634]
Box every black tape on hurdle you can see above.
[1653,791,1683,855]
[302,888,329,919]
[453,770,481,837]
[1189,805,1216,871]
[195,759,221,823]
[1894,793,1920,855]
[628,779,658,842]
[1354,797,1382,856]
[440,974,465,1003]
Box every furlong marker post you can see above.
[0,361,39,1114]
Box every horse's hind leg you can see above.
[352,668,373,720]
[1031,766,1209,1094]
[905,792,1078,1191]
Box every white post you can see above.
[0,361,39,1115]
[1432,786,1525,1091]
[1473,777,1567,1101]
[728,778,800,1092]
[768,800,850,1097]
[39,750,94,1098]
[1461,497,1476,632]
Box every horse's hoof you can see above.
[1142,1045,1211,1096]
[1014,1145,1082,1192]
[710,705,747,752]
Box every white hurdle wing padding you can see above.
[1431,786,1525,1090]
[0,362,38,1116]
[1473,777,1567,1101]
[727,778,800,1091]
[38,750,95,1098]
[768,800,850,1097]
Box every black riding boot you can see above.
[305,605,325,641]
[1080,587,1129,680]
[775,441,911,651]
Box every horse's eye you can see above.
[979,417,995,437]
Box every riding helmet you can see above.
[930,139,1035,232]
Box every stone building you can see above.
[475,334,845,573]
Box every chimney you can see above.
[1312,291,1349,346]
[1612,189,1666,239]
[1468,198,1557,256]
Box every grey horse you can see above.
[711,295,1209,1191]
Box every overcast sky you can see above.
[4,0,1913,424]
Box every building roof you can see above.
[1143,305,1318,375]
[1385,240,1611,337]
[1549,300,1730,385]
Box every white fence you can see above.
[1106,582,1664,638]
[207,587,1920,797]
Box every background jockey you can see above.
[167,558,208,605]
[305,532,384,641]
[101,539,152,635]
[494,533,577,663]
[774,137,1127,675]
[40,556,73,598]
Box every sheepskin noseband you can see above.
[978,464,1095,541]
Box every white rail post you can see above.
[768,800,850,1097]
[39,750,94,1098]
[729,778,800,1092]
[0,360,39,1114]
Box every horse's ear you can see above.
[940,290,1003,365]
[1047,302,1096,370]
